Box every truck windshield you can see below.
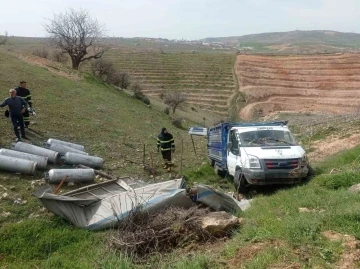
[238,130,297,147]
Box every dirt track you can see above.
[235,54,360,119]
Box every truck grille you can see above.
[265,159,299,170]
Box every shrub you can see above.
[131,83,150,105]
[134,91,150,105]
[109,72,130,89]
[129,83,143,92]
[171,117,183,129]
[164,91,186,114]
[91,59,115,82]
[52,50,67,63]
[164,107,170,115]
[33,47,49,59]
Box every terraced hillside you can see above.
[103,51,236,116]
[235,53,360,119]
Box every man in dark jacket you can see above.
[15,81,32,128]
[157,127,175,172]
[0,89,29,141]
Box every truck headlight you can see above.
[301,155,308,167]
[249,155,261,169]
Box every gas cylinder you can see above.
[12,142,60,164]
[0,148,48,169]
[47,138,85,151]
[0,155,37,174]
[46,143,88,156]
[45,168,95,183]
[63,152,104,169]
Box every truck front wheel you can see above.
[234,169,250,193]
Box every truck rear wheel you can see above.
[234,169,250,193]
[214,165,226,177]
[208,158,215,167]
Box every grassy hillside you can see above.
[205,30,360,45]
[203,30,360,53]
[0,48,209,175]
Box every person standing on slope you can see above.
[15,81,32,128]
[157,127,175,172]
[0,89,29,142]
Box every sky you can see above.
[0,0,359,40]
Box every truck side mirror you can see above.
[227,142,232,150]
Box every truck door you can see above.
[227,130,240,176]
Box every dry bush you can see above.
[91,58,115,81]
[33,47,49,59]
[171,117,183,129]
[164,91,186,114]
[110,207,212,258]
[109,72,130,89]
[52,50,67,63]
[129,83,143,92]
[130,83,150,105]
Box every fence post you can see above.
[143,144,146,166]
[180,138,184,176]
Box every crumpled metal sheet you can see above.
[33,178,194,230]
[33,178,249,231]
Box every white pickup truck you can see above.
[189,121,309,192]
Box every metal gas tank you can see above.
[12,142,60,164]
[0,155,37,174]
[45,168,95,184]
[63,152,104,169]
[0,148,48,169]
[47,138,85,152]
[46,143,88,156]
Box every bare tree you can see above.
[44,9,108,70]
[0,31,8,45]
[164,92,186,114]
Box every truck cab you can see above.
[227,125,308,192]
[199,121,309,193]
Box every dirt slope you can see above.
[235,53,360,119]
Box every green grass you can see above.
[184,163,233,190]
[222,185,360,268]
[314,145,360,174]
[316,171,360,190]
[170,255,219,269]
[0,217,137,269]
